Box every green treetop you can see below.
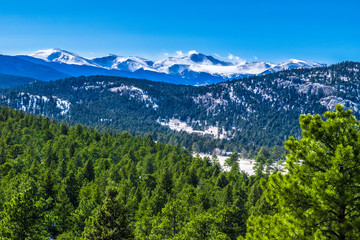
[83,188,133,240]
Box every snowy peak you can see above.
[31,48,95,66]
[260,59,326,75]
[278,59,325,69]
[91,54,155,72]
[154,51,231,68]
[113,57,155,72]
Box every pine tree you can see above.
[225,152,239,167]
[64,170,80,207]
[158,168,173,194]
[83,188,133,240]
[247,105,360,239]
[177,213,230,240]
[83,159,95,182]
[53,185,74,237]
[0,188,47,240]
[150,200,186,239]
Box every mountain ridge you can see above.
[0,61,358,153]
[29,48,325,79]
[0,48,325,86]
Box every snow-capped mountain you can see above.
[29,49,325,79]
[260,59,325,75]
[0,48,326,86]
[30,48,95,66]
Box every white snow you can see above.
[111,56,154,72]
[54,96,71,115]
[192,93,228,114]
[320,96,359,112]
[158,118,232,140]
[194,152,256,175]
[31,48,96,66]
[12,92,71,115]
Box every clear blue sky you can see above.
[1,0,359,63]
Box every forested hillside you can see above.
[1,61,359,155]
[0,107,271,239]
[0,73,36,89]
[1,103,360,239]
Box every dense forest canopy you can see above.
[0,105,359,239]
[0,107,254,239]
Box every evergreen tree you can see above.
[150,200,186,239]
[0,188,47,240]
[225,152,240,167]
[179,213,230,240]
[83,188,133,240]
[64,170,80,207]
[158,168,173,194]
[247,105,360,239]
[53,185,74,237]
[83,159,95,182]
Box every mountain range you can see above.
[1,61,358,154]
[0,48,325,86]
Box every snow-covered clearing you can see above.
[193,152,255,175]
[158,118,232,139]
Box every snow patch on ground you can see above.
[194,152,255,175]
[109,85,159,110]
[194,152,286,175]
[158,118,232,139]
[320,96,359,112]
[54,96,71,115]
[193,93,228,114]
[1,92,71,116]
[278,80,335,95]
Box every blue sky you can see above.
[1,0,359,63]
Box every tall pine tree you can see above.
[83,188,133,240]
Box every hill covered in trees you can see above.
[0,73,36,89]
[0,105,359,239]
[0,107,261,239]
[1,61,360,156]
